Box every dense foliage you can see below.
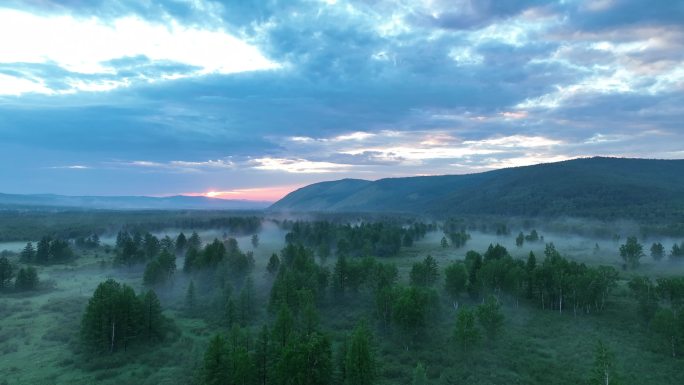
[629,275,684,357]
[0,210,263,242]
[80,279,174,353]
[283,221,433,258]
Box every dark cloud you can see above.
[570,0,684,31]
[408,0,556,30]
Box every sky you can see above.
[0,0,682,201]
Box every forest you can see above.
[1,213,684,385]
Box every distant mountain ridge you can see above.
[0,193,270,210]
[270,157,684,219]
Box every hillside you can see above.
[270,157,684,220]
[0,193,270,210]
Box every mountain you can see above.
[270,157,684,219]
[0,193,270,211]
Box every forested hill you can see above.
[269,157,684,220]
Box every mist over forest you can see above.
[2,202,684,385]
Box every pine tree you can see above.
[344,321,376,385]
[203,334,229,385]
[440,236,449,248]
[252,234,260,248]
[14,266,39,291]
[651,242,665,261]
[0,256,13,290]
[143,260,163,287]
[158,249,176,278]
[36,237,50,264]
[444,262,467,304]
[454,307,480,353]
[333,255,349,297]
[175,232,187,253]
[160,235,175,252]
[588,340,620,385]
[232,343,255,385]
[20,242,35,262]
[239,276,256,325]
[516,232,525,247]
[476,295,504,341]
[276,332,332,385]
[267,253,280,275]
[119,284,142,351]
[302,301,320,336]
[254,325,271,385]
[273,304,295,349]
[226,298,237,327]
[412,362,427,385]
[141,290,165,343]
[185,280,196,312]
[410,255,438,287]
[81,279,127,353]
[651,308,681,358]
[335,337,349,385]
[188,231,202,250]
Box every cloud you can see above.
[250,157,352,174]
[49,165,90,169]
[0,7,280,95]
[117,158,235,173]
[0,73,53,95]
[0,0,682,196]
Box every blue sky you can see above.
[0,0,682,201]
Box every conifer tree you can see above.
[344,321,376,385]
[203,334,229,385]
[254,325,271,385]
[273,304,295,349]
[588,340,620,385]
[476,295,504,341]
[20,242,35,262]
[444,262,467,304]
[412,363,427,385]
[185,280,196,312]
[239,276,256,325]
[141,290,164,343]
[267,253,280,275]
[175,232,187,253]
[454,307,480,353]
[0,256,13,290]
[16,266,39,291]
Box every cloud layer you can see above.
[0,0,682,199]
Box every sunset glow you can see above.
[184,185,302,202]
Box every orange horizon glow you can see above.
[182,184,302,202]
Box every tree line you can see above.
[0,256,40,292]
[283,220,434,260]
[629,275,684,357]
[19,236,74,264]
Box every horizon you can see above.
[1,1,683,200]
[5,155,682,203]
